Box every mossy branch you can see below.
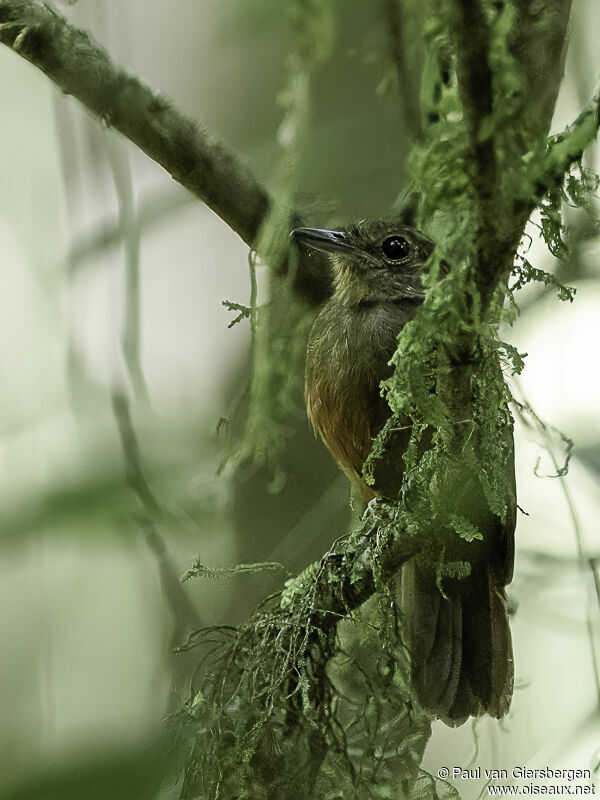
[449,0,500,313]
[178,504,431,798]
[542,84,600,188]
[510,0,573,133]
[0,0,271,249]
[446,0,577,316]
[449,0,496,199]
[281,503,425,617]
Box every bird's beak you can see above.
[290,227,356,258]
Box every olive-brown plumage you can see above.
[293,219,514,726]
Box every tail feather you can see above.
[402,559,513,726]
[429,597,464,719]
[417,589,456,712]
[489,585,514,716]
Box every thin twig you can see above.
[66,186,193,276]
[105,136,149,402]
[513,393,600,706]
[111,391,202,635]
[248,250,259,338]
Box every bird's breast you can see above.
[305,302,408,483]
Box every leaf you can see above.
[449,516,483,543]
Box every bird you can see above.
[291,218,515,726]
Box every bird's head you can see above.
[291,218,435,307]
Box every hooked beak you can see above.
[290,227,357,258]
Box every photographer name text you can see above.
[438,767,593,782]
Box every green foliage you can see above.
[497,340,527,376]
[222,299,252,328]
[510,255,576,302]
[450,516,483,543]
[536,159,599,272]
[508,159,598,304]
[511,130,599,306]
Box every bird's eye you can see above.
[381,235,410,261]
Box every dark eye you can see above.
[381,235,410,261]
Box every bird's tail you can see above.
[401,557,513,726]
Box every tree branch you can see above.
[302,510,422,619]
[0,0,271,249]
[0,0,335,305]
[542,84,600,187]
[449,0,495,161]
[510,0,574,136]
[447,0,578,315]
[449,0,501,313]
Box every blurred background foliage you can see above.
[0,0,599,798]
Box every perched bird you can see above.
[291,219,515,726]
